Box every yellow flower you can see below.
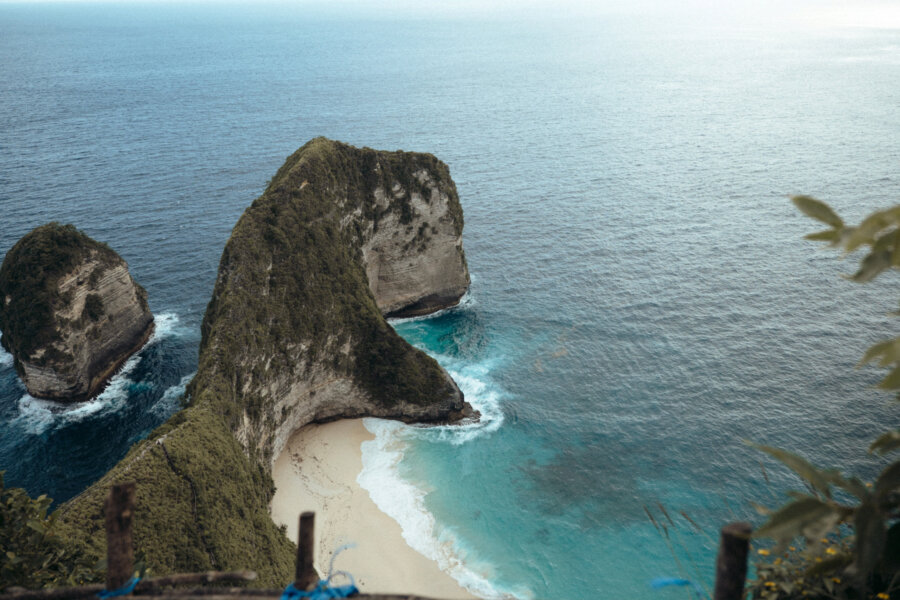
[866,482,874,488]
[820,538,830,544]
[758,549,771,556]
[826,547,838,555]
[764,582,777,588]
[876,594,889,599]
[789,546,797,551]
[832,578,841,584]
[774,558,783,565]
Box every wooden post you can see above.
[713,522,752,600]
[105,482,136,591]
[294,512,317,591]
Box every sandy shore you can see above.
[271,419,476,599]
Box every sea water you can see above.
[1,5,899,599]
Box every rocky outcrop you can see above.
[191,137,474,465]
[363,164,469,317]
[56,139,474,584]
[0,223,154,401]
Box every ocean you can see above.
[1,4,899,598]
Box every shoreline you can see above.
[270,419,476,599]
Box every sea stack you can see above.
[0,223,154,402]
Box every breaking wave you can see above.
[12,354,143,435]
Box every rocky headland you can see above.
[55,138,473,585]
[0,223,154,402]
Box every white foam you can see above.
[356,346,530,599]
[0,344,13,368]
[151,371,195,417]
[359,418,530,600]
[12,354,142,435]
[407,354,506,446]
[148,312,182,344]
[7,311,185,435]
[387,291,476,325]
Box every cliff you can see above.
[0,223,154,402]
[56,139,473,585]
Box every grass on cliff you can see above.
[56,407,295,586]
[190,137,460,460]
[0,223,144,366]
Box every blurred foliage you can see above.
[0,472,102,590]
[749,197,900,599]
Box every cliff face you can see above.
[362,163,469,317]
[192,137,473,466]
[0,224,154,402]
[57,139,473,584]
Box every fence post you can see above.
[105,482,137,591]
[295,512,317,591]
[713,522,752,600]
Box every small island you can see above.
[0,223,154,402]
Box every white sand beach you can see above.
[271,419,476,599]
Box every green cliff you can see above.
[55,138,472,584]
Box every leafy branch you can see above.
[748,197,900,599]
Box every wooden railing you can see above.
[0,483,754,600]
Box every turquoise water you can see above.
[1,4,900,598]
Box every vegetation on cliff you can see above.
[190,137,464,464]
[50,138,469,586]
[0,472,102,588]
[0,223,144,368]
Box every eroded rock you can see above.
[0,223,154,401]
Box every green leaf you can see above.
[803,554,852,577]
[751,443,832,497]
[805,229,840,243]
[845,206,900,252]
[824,472,869,501]
[753,496,842,542]
[854,500,886,580]
[858,339,900,368]
[870,430,900,455]
[874,461,900,499]
[850,250,892,283]
[877,365,900,390]
[793,196,844,228]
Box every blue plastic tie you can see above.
[281,544,358,600]
[651,577,709,600]
[97,576,140,599]
[280,581,358,600]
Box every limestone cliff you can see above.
[192,137,473,465]
[0,223,154,402]
[57,139,474,584]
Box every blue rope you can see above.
[97,576,140,599]
[651,577,709,600]
[282,543,359,600]
[280,581,358,600]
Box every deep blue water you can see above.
[1,4,899,599]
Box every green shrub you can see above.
[0,472,101,590]
[749,197,900,599]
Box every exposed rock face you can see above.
[191,137,474,465]
[363,167,470,317]
[0,223,154,401]
[57,139,473,584]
